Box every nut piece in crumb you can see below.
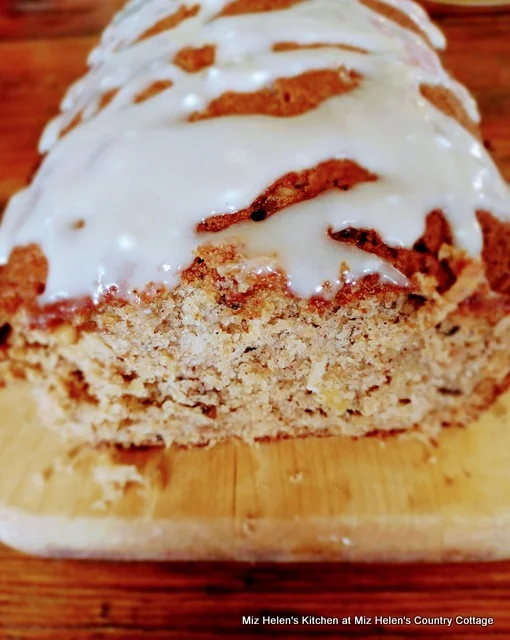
[53,325,78,347]
[319,390,350,414]
[306,356,328,392]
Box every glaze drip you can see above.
[0,0,508,301]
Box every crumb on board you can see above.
[27,446,148,510]
[240,517,256,536]
[92,462,146,511]
[289,471,304,484]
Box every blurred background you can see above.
[2,0,124,38]
[5,0,510,13]
[2,0,510,43]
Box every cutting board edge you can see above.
[2,504,510,562]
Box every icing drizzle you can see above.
[0,0,508,301]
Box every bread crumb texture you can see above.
[0,243,508,447]
[0,0,508,447]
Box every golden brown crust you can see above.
[330,211,456,292]
[189,68,361,121]
[420,84,479,139]
[218,0,303,17]
[460,290,510,326]
[0,244,48,319]
[98,88,119,110]
[59,112,83,140]
[1,208,509,328]
[1,0,508,449]
[55,0,478,146]
[60,82,173,141]
[2,248,508,447]
[273,42,368,54]
[478,211,510,295]
[4,0,507,329]
[133,79,173,104]
[60,89,120,138]
[330,213,510,298]
[135,4,200,43]
[182,243,411,314]
[360,0,432,46]
[173,45,216,73]
[218,0,431,47]
[197,159,376,232]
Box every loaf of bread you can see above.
[0,0,508,446]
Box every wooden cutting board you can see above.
[0,7,509,563]
[0,384,509,561]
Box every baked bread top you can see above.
[0,0,508,315]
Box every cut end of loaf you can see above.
[0,0,509,447]
[1,241,509,447]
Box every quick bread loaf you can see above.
[0,0,508,446]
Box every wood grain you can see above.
[0,384,509,563]
[1,3,510,638]
[1,545,510,638]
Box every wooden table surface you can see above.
[1,2,510,638]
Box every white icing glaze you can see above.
[375,0,445,49]
[43,0,478,149]
[0,0,508,303]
